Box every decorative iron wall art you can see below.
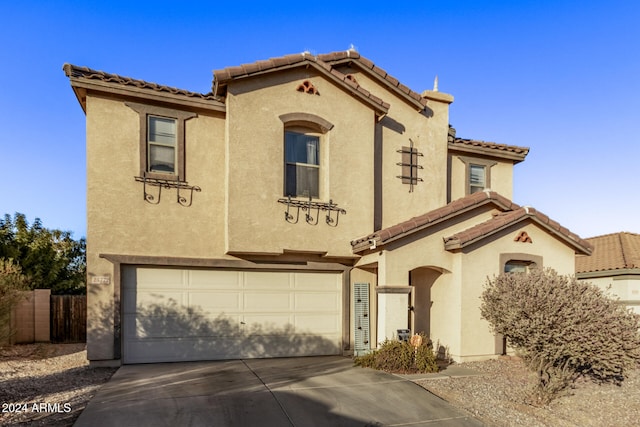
[396,138,424,192]
[277,196,346,227]
[134,176,201,207]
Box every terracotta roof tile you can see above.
[351,191,516,251]
[213,50,426,110]
[576,232,640,273]
[443,207,592,254]
[62,63,218,101]
[449,137,529,161]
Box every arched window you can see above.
[284,128,320,198]
[279,113,333,199]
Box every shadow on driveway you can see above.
[74,356,485,427]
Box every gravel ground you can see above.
[2,346,639,426]
[0,344,117,427]
[415,356,640,427]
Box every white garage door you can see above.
[122,267,343,364]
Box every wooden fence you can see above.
[50,295,87,343]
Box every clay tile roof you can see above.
[351,191,517,252]
[212,50,426,111]
[576,232,640,273]
[62,63,218,101]
[443,207,592,254]
[449,137,529,162]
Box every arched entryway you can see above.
[409,266,449,338]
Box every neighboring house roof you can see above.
[576,232,640,274]
[62,63,224,112]
[351,191,591,255]
[212,50,432,114]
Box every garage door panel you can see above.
[189,270,242,289]
[242,314,293,331]
[136,268,186,289]
[293,273,340,290]
[188,291,242,312]
[295,314,340,333]
[244,272,292,290]
[243,292,292,311]
[123,267,342,363]
[294,293,340,311]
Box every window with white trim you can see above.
[284,130,320,198]
[469,164,486,194]
[148,116,177,174]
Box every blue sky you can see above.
[1,1,638,239]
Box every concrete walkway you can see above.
[74,356,486,427]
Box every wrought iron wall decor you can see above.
[396,138,424,192]
[134,176,201,207]
[277,196,346,227]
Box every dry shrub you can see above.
[354,333,439,374]
[481,268,640,404]
[0,258,30,342]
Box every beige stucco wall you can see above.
[358,212,578,361]
[457,222,577,361]
[224,69,375,256]
[330,65,450,229]
[85,94,227,360]
[449,154,515,202]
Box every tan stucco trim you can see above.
[499,253,543,271]
[279,113,334,133]
[99,254,351,272]
[376,286,412,294]
[68,78,226,113]
[125,102,197,182]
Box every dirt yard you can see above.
[0,344,116,426]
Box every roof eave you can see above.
[329,57,429,112]
[68,78,226,113]
[445,214,592,255]
[213,59,389,116]
[576,268,640,279]
[448,142,529,163]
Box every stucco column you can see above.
[376,286,411,344]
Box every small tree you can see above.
[481,268,640,404]
[0,259,30,343]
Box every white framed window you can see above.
[469,164,486,194]
[148,116,177,174]
[285,130,320,198]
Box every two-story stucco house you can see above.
[64,50,592,366]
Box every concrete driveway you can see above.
[74,356,485,427]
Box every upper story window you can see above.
[285,130,320,198]
[279,113,334,200]
[469,164,486,194]
[148,116,177,174]
[458,156,497,196]
[126,102,197,181]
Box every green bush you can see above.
[481,268,640,404]
[354,333,439,374]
